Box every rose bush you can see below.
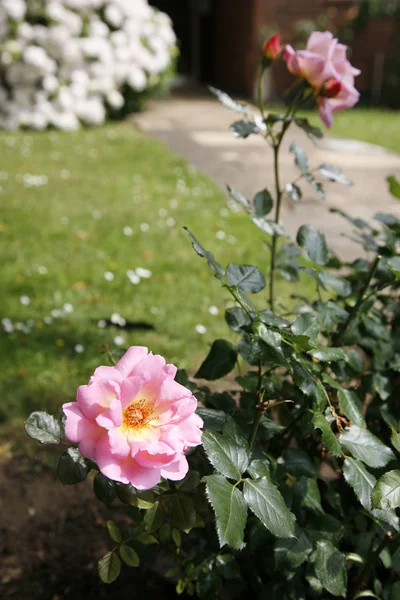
[25,30,400,600]
[0,0,177,130]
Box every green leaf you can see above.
[247,459,271,479]
[354,591,382,599]
[225,307,252,332]
[227,263,266,293]
[294,118,323,140]
[285,182,302,202]
[195,339,237,380]
[291,314,319,341]
[297,224,328,265]
[164,493,196,531]
[330,207,370,229]
[347,349,364,374]
[204,474,247,550]
[313,411,342,457]
[94,472,116,505]
[243,477,296,538]
[283,448,317,477]
[202,430,249,480]
[119,545,139,567]
[135,532,158,545]
[318,270,352,297]
[196,407,227,431]
[308,346,347,362]
[222,417,249,448]
[314,540,347,597]
[215,554,241,579]
[305,173,326,199]
[251,216,285,236]
[293,476,324,514]
[253,189,273,217]
[390,581,400,600]
[371,470,400,510]
[290,141,309,173]
[184,227,225,279]
[175,470,201,492]
[25,411,61,444]
[339,427,395,468]
[98,551,121,584]
[275,527,313,568]
[338,389,365,428]
[319,164,352,186]
[387,175,400,199]
[107,520,123,543]
[253,322,290,369]
[387,256,400,276]
[226,184,251,212]
[391,430,400,453]
[230,120,259,138]
[143,501,165,532]
[57,447,89,485]
[209,86,249,115]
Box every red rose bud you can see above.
[321,79,342,98]
[263,33,281,60]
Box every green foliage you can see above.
[57,448,89,485]
[25,411,61,444]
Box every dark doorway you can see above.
[149,0,216,83]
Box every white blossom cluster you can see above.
[0,0,176,130]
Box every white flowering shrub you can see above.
[0,0,177,130]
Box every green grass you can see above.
[301,108,400,153]
[1,123,307,421]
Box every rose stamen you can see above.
[123,399,155,430]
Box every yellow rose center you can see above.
[123,399,155,431]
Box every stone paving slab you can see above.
[134,90,400,259]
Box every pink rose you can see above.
[263,33,281,61]
[63,346,203,490]
[284,31,360,127]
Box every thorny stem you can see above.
[332,254,382,346]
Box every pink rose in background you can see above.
[63,347,203,490]
[284,31,360,127]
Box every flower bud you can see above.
[321,79,342,98]
[263,33,281,61]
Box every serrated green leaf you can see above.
[391,430,400,452]
[297,224,328,265]
[222,417,249,448]
[313,412,342,457]
[143,501,165,532]
[293,476,324,514]
[247,459,271,479]
[314,540,347,597]
[243,477,296,538]
[371,470,400,510]
[253,322,290,369]
[338,389,365,428]
[230,120,259,138]
[195,339,237,380]
[164,493,196,531]
[107,520,123,543]
[347,349,364,374]
[227,263,266,293]
[57,447,89,485]
[295,118,323,140]
[204,474,247,550]
[318,270,352,297]
[94,472,116,505]
[25,411,61,444]
[283,448,317,477]
[290,141,309,173]
[339,427,394,468]
[285,182,302,202]
[209,86,249,115]
[184,227,225,279]
[320,164,352,186]
[253,189,273,217]
[226,184,251,212]
[136,532,158,545]
[202,430,249,480]
[196,408,227,431]
[225,306,252,332]
[98,551,121,584]
[275,527,313,568]
[291,314,320,341]
[387,175,400,199]
[119,544,139,567]
[175,471,201,492]
[387,256,400,276]
[308,346,347,362]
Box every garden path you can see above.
[135,87,400,259]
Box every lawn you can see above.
[301,107,400,153]
[0,123,294,422]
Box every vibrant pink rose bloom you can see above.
[284,31,360,127]
[63,347,203,490]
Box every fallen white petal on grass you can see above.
[195,324,207,335]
